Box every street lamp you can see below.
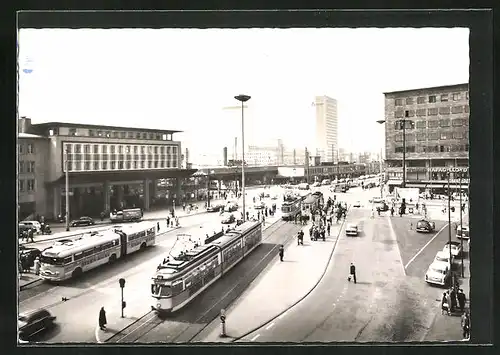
[234,94,251,222]
[65,147,70,231]
[376,119,386,198]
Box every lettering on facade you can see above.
[428,167,469,173]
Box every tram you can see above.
[302,193,322,214]
[281,196,302,220]
[151,220,262,313]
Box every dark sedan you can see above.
[18,308,56,341]
[70,216,95,227]
[206,204,224,212]
[19,247,41,268]
[221,214,236,224]
[416,219,436,233]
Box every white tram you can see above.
[281,197,302,220]
[151,220,262,313]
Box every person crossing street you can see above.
[348,263,357,283]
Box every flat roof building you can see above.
[383,83,469,191]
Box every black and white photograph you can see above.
[16,20,475,344]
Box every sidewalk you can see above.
[197,219,346,342]
[19,272,42,290]
[422,246,471,342]
[97,208,284,343]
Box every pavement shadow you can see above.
[354,281,372,285]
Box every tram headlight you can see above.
[157,303,161,309]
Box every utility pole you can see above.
[447,172,454,290]
[304,147,310,183]
[459,173,464,277]
[402,119,407,188]
[65,147,70,231]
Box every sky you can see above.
[18,28,469,164]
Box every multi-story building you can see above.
[383,83,469,192]
[17,117,195,220]
[313,96,338,163]
[246,145,280,166]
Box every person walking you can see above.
[98,307,107,330]
[457,289,467,312]
[278,245,284,262]
[441,292,450,315]
[450,288,458,313]
[327,223,331,236]
[348,263,357,283]
[446,291,452,314]
[461,310,470,340]
[157,221,160,232]
[34,256,40,276]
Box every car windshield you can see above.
[431,267,446,274]
[435,256,448,262]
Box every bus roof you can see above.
[42,231,120,258]
[114,221,156,234]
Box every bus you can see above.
[110,208,143,222]
[334,182,347,193]
[39,222,157,281]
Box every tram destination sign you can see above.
[428,167,469,173]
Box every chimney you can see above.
[185,148,189,166]
[19,116,32,133]
[223,147,228,166]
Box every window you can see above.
[133,161,138,169]
[84,144,90,153]
[133,146,138,153]
[452,118,464,126]
[428,132,439,140]
[102,161,108,170]
[142,133,148,139]
[127,132,134,139]
[156,133,161,140]
[102,145,108,153]
[19,180,25,192]
[416,120,427,129]
[118,145,123,154]
[113,131,119,138]
[125,146,131,153]
[136,132,141,139]
[405,97,413,105]
[93,161,99,170]
[19,161,24,173]
[428,95,437,103]
[118,161,124,169]
[111,161,116,169]
[417,96,426,104]
[417,133,426,141]
[97,131,103,137]
[68,162,73,171]
[160,160,165,168]
[27,161,35,173]
[75,144,82,153]
[141,146,145,154]
[154,161,159,168]
[427,108,438,116]
[92,145,98,154]
[438,106,450,115]
[69,128,77,136]
[89,129,95,137]
[84,162,90,170]
[440,132,450,140]
[415,108,426,116]
[27,143,34,154]
[453,131,465,139]
[18,144,24,154]
[428,120,439,128]
[452,93,461,101]
[110,145,116,154]
[451,105,463,114]
[439,119,450,127]
[440,94,449,102]
[120,132,126,138]
[394,110,404,118]
[464,105,469,113]
[126,162,131,169]
[148,161,152,169]
[105,131,111,138]
[160,146,165,154]
[141,161,145,169]
[404,110,415,117]
[27,179,35,191]
[154,146,159,154]
[49,129,56,136]
[440,145,451,153]
[149,133,154,140]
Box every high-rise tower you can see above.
[313,96,338,163]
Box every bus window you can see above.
[63,256,73,264]
[172,280,183,295]
[83,249,93,258]
[74,252,84,261]
[40,256,65,266]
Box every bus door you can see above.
[118,231,128,256]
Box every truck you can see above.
[110,208,143,222]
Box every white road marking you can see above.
[265,322,275,330]
[251,334,261,341]
[114,312,157,343]
[277,311,288,320]
[405,223,449,270]
[387,216,407,276]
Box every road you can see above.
[18,185,285,343]
[238,186,463,342]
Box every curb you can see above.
[228,206,350,342]
[19,277,43,291]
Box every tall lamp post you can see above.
[65,147,70,231]
[235,94,251,222]
[376,120,386,198]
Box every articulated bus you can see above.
[39,222,157,281]
[151,221,262,313]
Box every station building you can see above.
[17,117,195,220]
[383,83,469,192]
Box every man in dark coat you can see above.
[457,289,467,312]
[278,245,284,262]
[450,288,458,312]
[99,307,107,330]
[348,263,357,283]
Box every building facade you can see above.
[246,145,280,166]
[314,96,338,163]
[383,83,469,190]
[17,117,195,220]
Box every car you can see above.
[70,216,95,227]
[206,204,224,212]
[416,219,436,233]
[19,221,41,234]
[271,195,278,200]
[370,197,383,204]
[253,201,266,210]
[353,201,361,208]
[224,203,238,212]
[18,308,56,341]
[456,225,469,240]
[221,214,236,224]
[433,250,454,268]
[425,262,451,286]
[345,223,359,236]
[443,241,463,257]
[312,182,321,187]
[19,247,41,268]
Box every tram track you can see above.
[106,219,302,343]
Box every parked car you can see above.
[416,219,436,233]
[206,203,224,212]
[425,262,451,286]
[70,216,95,227]
[253,201,266,210]
[19,247,42,268]
[18,308,56,341]
[221,214,236,224]
[345,223,359,236]
[456,225,469,240]
[433,250,454,269]
[376,201,389,212]
[224,203,238,212]
[353,201,361,208]
[19,221,41,234]
[443,241,463,257]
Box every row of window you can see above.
[64,143,178,155]
[394,105,469,118]
[394,92,468,106]
[19,179,35,192]
[393,144,469,153]
[55,128,173,141]
[19,161,35,173]
[66,153,177,162]
[66,159,178,172]
[393,118,468,130]
[394,131,468,141]
[17,143,35,155]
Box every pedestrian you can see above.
[450,288,458,312]
[278,245,284,262]
[446,291,452,314]
[28,228,34,243]
[34,256,40,276]
[348,263,357,283]
[262,215,266,226]
[409,222,413,230]
[461,311,470,340]
[265,208,268,218]
[167,216,170,226]
[390,206,394,216]
[98,307,107,330]
[457,289,466,312]
[327,223,331,236]
[157,221,160,232]
[246,211,249,220]
[18,260,23,277]
[441,292,450,315]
